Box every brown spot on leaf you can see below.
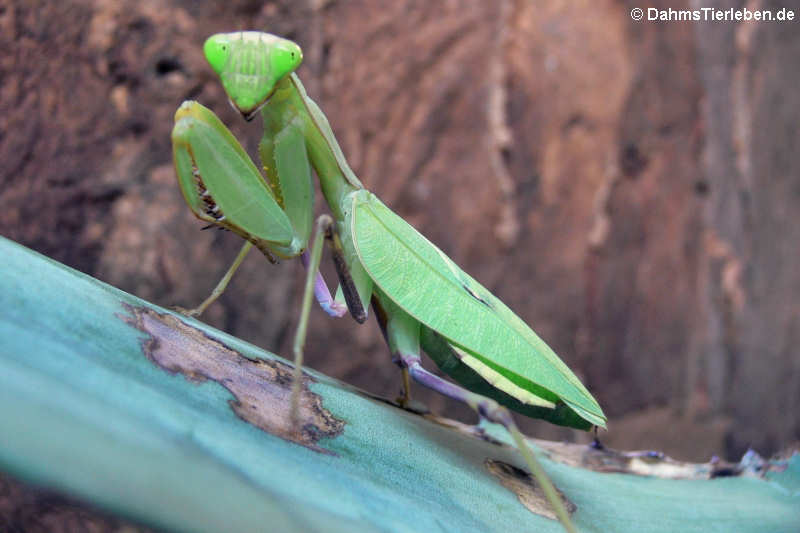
[120,304,345,454]
[486,459,576,520]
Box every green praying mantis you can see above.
[172,31,606,532]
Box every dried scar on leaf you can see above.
[121,304,345,454]
[486,459,577,520]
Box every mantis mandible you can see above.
[172,31,605,532]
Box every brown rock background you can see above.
[2,0,798,464]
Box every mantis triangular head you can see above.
[203,31,303,120]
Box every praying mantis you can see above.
[172,31,605,532]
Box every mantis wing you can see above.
[349,190,606,428]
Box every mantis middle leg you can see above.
[290,214,368,422]
[182,240,347,320]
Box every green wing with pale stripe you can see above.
[349,190,605,428]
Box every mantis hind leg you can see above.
[397,367,412,408]
[398,355,576,533]
[374,294,577,533]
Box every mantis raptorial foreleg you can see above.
[172,99,348,321]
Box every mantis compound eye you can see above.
[269,40,303,81]
[203,34,232,76]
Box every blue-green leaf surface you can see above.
[0,236,797,532]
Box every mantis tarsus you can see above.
[172,31,606,533]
